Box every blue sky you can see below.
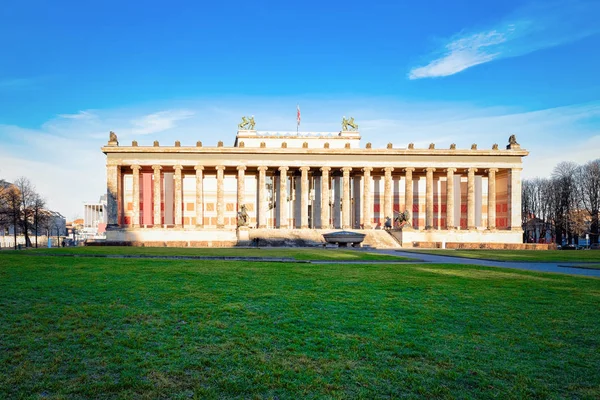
[1,0,599,218]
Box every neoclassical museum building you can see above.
[102,119,527,247]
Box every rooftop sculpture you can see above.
[238,116,256,130]
[342,117,358,131]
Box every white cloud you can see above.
[130,110,195,135]
[409,0,600,79]
[57,110,98,120]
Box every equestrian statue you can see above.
[342,117,358,131]
[238,116,256,130]
[394,210,411,228]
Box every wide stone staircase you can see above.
[249,229,402,248]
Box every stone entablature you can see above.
[102,130,528,246]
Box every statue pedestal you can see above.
[237,226,250,242]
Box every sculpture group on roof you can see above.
[342,117,358,131]
[238,116,256,130]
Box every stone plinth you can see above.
[391,229,523,247]
[237,226,250,242]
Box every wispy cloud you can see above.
[57,110,98,120]
[130,110,195,135]
[409,0,600,79]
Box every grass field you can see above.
[6,246,408,261]
[1,253,599,399]
[400,249,600,263]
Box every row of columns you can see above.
[111,164,514,230]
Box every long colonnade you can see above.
[106,163,522,232]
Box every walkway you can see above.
[369,249,600,278]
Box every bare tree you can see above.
[577,159,600,244]
[13,177,38,248]
[522,177,556,243]
[0,180,10,245]
[3,184,22,249]
[551,162,581,245]
[31,194,48,248]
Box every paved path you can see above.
[366,249,600,278]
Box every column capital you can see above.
[278,166,289,172]
[257,166,268,172]
[486,168,499,174]
[362,167,373,173]
[446,167,457,173]
[237,165,247,171]
[174,165,183,171]
[320,166,331,173]
[384,167,394,174]
[341,167,352,173]
[299,166,310,172]
[215,165,226,171]
[152,164,162,171]
[131,164,141,171]
[467,167,478,174]
[194,165,204,171]
[404,167,415,173]
[424,167,436,173]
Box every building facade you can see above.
[82,195,107,239]
[102,123,528,247]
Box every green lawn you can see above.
[1,254,599,399]
[8,246,408,261]
[400,249,600,263]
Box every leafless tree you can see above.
[551,162,581,245]
[522,177,555,242]
[31,194,48,248]
[0,180,10,243]
[13,177,38,247]
[577,159,600,244]
[3,184,22,249]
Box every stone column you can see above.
[152,165,162,227]
[446,168,456,229]
[300,167,310,228]
[174,165,183,228]
[106,164,119,228]
[237,166,246,211]
[487,168,498,230]
[383,167,394,223]
[258,166,268,228]
[341,167,352,229]
[194,165,204,227]
[362,167,373,229]
[320,167,331,228]
[404,168,415,228]
[131,165,141,228]
[216,166,225,229]
[278,167,289,228]
[425,167,436,230]
[508,168,523,231]
[467,167,478,229]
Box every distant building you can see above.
[44,211,67,237]
[82,195,107,239]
